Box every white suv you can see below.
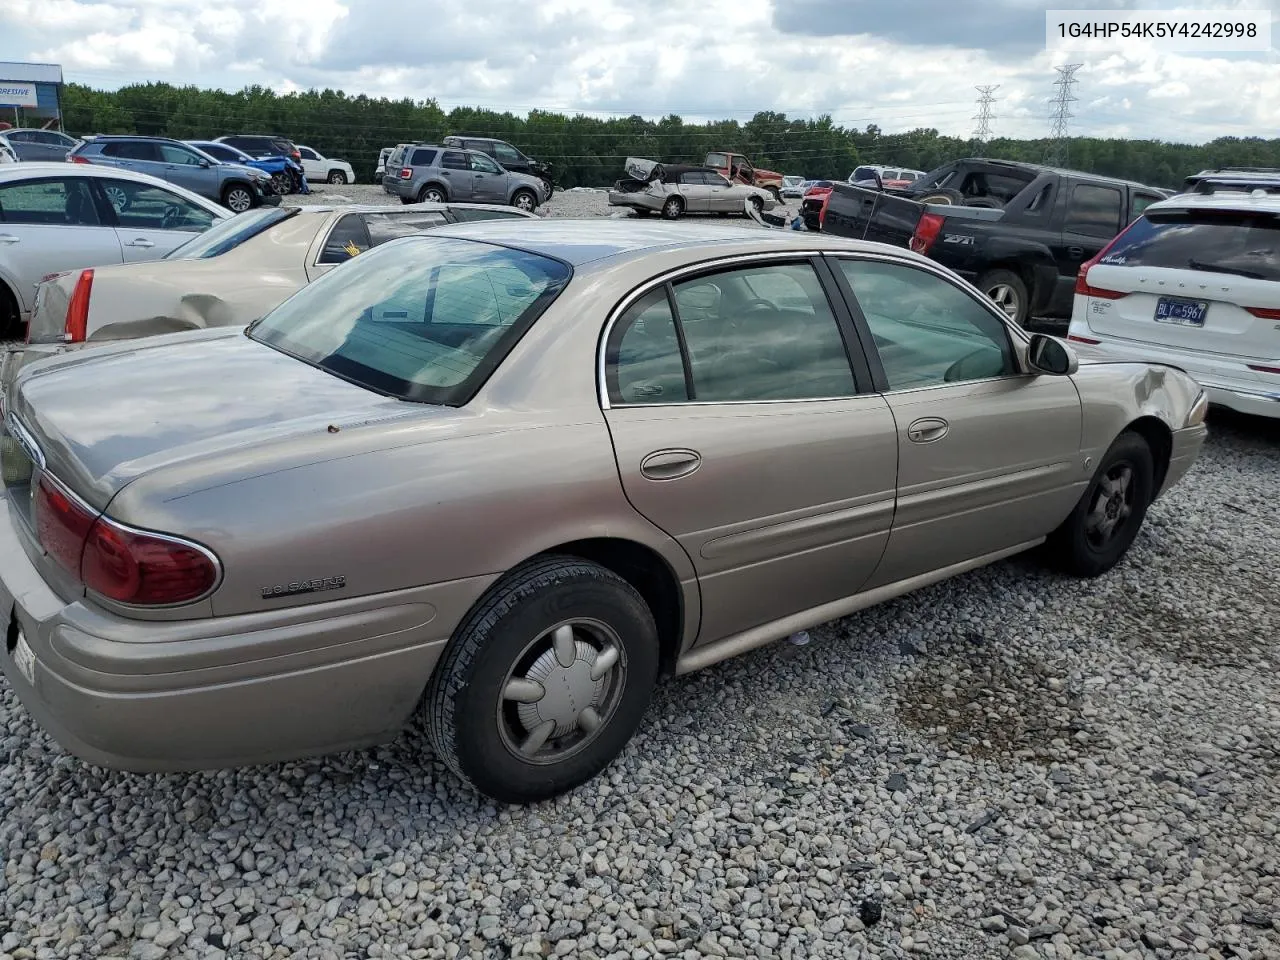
[1066,179,1280,419]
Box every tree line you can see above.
[56,82,1280,189]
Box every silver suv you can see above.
[388,144,550,212]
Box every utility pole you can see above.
[1045,64,1081,166]
[973,84,1000,144]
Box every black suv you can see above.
[442,136,553,190]
[215,135,304,189]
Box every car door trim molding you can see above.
[599,249,871,411]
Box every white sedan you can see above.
[0,163,228,339]
[298,146,356,185]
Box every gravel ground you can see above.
[1,188,1278,960]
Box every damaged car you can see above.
[608,158,778,220]
[2,202,535,399]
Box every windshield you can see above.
[247,236,572,405]
[164,207,297,260]
[1102,210,1280,281]
[705,153,729,168]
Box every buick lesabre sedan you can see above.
[0,221,1207,803]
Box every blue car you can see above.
[187,140,295,195]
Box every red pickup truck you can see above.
[705,152,784,200]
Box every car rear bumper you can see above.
[0,499,490,772]
[607,190,661,211]
[1066,325,1280,420]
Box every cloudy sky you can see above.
[2,0,1277,142]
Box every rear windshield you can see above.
[705,153,728,167]
[852,167,876,180]
[247,236,572,405]
[1101,210,1280,281]
[164,207,296,259]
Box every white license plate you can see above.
[13,629,35,686]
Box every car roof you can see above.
[1142,190,1280,215]
[0,162,230,212]
[285,201,536,217]
[422,217,923,267]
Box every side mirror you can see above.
[1026,333,1078,376]
[199,158,211,168]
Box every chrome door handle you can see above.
[640,448,701,481]
[1067,246,1085,258]
[907,417,949,443]
[0,235,20,244]
[125,238,155,248]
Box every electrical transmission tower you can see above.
[972,85,999,144]
[1045,64,1081,165]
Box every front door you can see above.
[0,176,123,313]
[828,255,1084,588]
[602,258,898,645]
[97,179,219,262]
[468,152,508,203]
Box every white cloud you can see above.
[0,0,1276,142]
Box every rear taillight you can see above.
[34,474,95,575]
[1074,220,1141,299]
[1247,363,1280,375]
[818,191,831,229]
[1245,307,1280,320]
[399,167,412,179]
[910,212,945,254]
[1067,334,1102,345]
[34,474,219,605]
[68,154,90,164]
[64,269,93,343]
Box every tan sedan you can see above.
[0,221,1206,803]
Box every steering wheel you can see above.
[944,347,1000,383]
[742,298,775,312]
[161,205,180,229]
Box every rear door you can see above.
[1081,207,1280,360]
[678,171,711,211]
[601,257,897,644]
[0,176,123,312]
[1049,181,1124,315]
[96,178,220,262]
[439,150,475,200]
[828,254,1083,587]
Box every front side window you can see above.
[0,178,101,226]
[1130,192,1163,219]
[836,259,1016,391]
[705,152,728,168]
[1065,184,1123,238]
[106,181,217,231]
[606,261,857,405]
[300,148,319,161]
[493,143,523,165]
[469,153,503,174]
[441,151,469,170]
[249,237,572,404]
[199,143,236,162]
[159,143,203,166]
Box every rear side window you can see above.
[0,178,101,226]
[1066,184,1123,238]
[442,151,468,170]
[318,213,373,264]
[103,141,158,161]
[410,148,438,166]
[1100,211,1280,282]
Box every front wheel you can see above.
[423,556,659,803]
[1045,431,1155,578]
[222,184,254,213]
[512,189,537,212]
[661,196,684,220]
[327,170,347,185]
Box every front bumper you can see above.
[0,499,487,772]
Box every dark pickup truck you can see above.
[819,159,1168,325]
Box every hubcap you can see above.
[1085,464,1134,547]
[105,187,126,211]
[987,283,1019,320]
[228,191,251,212]
[498,620,627,765]
[515,194,534,211]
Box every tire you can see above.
[269,172,290,196]
[327,170,347,185]
[749,195,764,215]
[0,280,22,341]
[978,268,1029,326]
[423,555,660,803]
[916,187,965,205]
[511,188,537,213]
[418,185,446,204]
[966,196,1002,209]
[102,184,131,213]
[221,184,254,213]
[767,186,781,203]
[633,208,651,218]
[1045,431,1155,578]
[661,196,684,220]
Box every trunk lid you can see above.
[9,329,414,509]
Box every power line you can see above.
[1046,64,1081,165]
[973,85,999,144]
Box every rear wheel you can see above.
[418,185,446,204]
[423,556,660,803]
[327,170,347,185]
[1045,431,1155,577]
[661,196,684,220]
[221,184,254,213]
[978,269,1029,327]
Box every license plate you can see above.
[13,628,35,686]
[1154,297,1208,326]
